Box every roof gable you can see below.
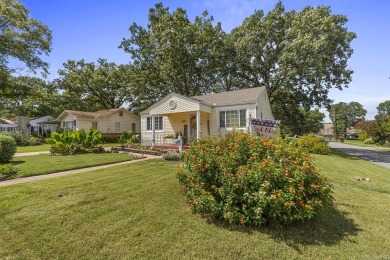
[141,93,203,115]
[57,108,139,121]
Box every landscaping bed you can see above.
[111,146,167,156]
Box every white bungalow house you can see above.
[57,108,140,134]
[30,115,59,135]
[140,86,274,145]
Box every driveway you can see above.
[329,142,390,169]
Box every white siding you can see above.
[96,112,140,134]
[256,90,274,120]
[150,95,200,115]
[215,104,255,135]
[61,114,76,130]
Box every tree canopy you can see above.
[120,3,225,111]
[57,59,134,110]
[377,100,390,116]
[0,0,52,75]
[329,101,366,138]
[230,2,356,132]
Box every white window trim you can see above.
[115,122,120,131]
[145,116,164,132]
[217,106,249,130]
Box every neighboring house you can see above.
[319,123,359,139]
[30,115,59,135]
[140,86,274,145]
[0,118,17,132]
[56,108,140,134]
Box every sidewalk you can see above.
[14,151,50,157]
[0,154,161,187]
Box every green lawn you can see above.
[16,143,119,153]
[9,153,136,178]
[342,139,390,151]
[0,153,389,259]
[16,144,52,153]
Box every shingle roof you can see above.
[191,86,265,106]
[61,108,134,120]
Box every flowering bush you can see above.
[177,130,333,226]
[295,134,330,155]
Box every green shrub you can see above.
[28,137,39,146]
[358,131,368,141]
[0,135,17,163]
[162,151,183,161]
[45,129,104,155]
[118,131,140,147]
[0,131,29,146]
[364,138,375,144]
[0,163,18,177]
[177,130,333,227]
[296,134,330,155]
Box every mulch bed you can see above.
[111,146,166,156]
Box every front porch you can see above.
[144,110,213,146]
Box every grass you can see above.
[16,144,51,153]
[9,153,136,178]
[342,139,390,151]
[0,153,390,259]
[16,143,120,153]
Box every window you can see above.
[219,109,246,128]
[66,121,73,129]
[115,122,120,130]
[119,111,123,117]
[146,116,163,131]
[132,123,136,132]
[92,122,98,129]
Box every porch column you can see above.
[196,110,201,140]
[151,115,155,146]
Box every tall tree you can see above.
[0,76,62,118]
[120,3,224,110]
[57,59,134,110]
[0,0,52,75]
[231,2,356,129]
[377,100,390,116]
[329,102,366,139]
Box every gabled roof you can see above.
[57,108,138,121]
[140,92,205,115]
[191,86,266,106]
[141,87,267,115]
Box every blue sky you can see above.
[19,0,390,121]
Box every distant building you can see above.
[319,123,359,139]
[56,108,140,135]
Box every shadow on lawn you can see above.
[10,160,26,165]
[207,205,360,251]
[262,206,361,252]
